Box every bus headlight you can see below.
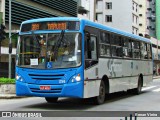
[16,74,24,82]
[69,74,81,83]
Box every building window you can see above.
[105,15,112,22]
[132,14,134,22]
[136,16,138,24]
[133,2,134,10]
[132,26,138,35]
[132,14,138,24]
[106,2,112,9]
[136,4,138,12]
[96,13,103,23]
[133,1,138,12]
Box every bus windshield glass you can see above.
[17,33,81,69]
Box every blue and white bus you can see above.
[16,17,153,104]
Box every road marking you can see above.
[153,88,160,92]
[142,86,156,91]
[153,79,160,82]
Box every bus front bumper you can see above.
[16,81,83,98]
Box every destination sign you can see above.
[21,21,80,32]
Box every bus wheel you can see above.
[94,80,106,105]
[45,97,58,103]
[134,76,142,95]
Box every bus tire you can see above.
[93,80,106,105]
[133,76,143,95]
[45,97,58,103]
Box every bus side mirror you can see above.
[9,43,12,54]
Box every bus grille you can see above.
[30,88,62,93]
[28,74,64,81]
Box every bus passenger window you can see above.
[100,44,110,56]
[147,44,152,59]
[123,38,132,58]
[85,34,98,69]
[110,34,123,57]
[140,42,147,59]
[90,36,97,60]
[132,41,140,59]
[99,32,111,57]
[85,35,97,60]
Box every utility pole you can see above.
[9,0,12,78]
[0,12,2,62]
[0,12,6,63]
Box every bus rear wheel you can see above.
[133,76,143,95]
[94,80,106,105]
[45,97,58,103]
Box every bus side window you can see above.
[90,36,97,60]
[85,33,98,69]
[99,32,111,57]
[147,44,152,59]
[132,40,140,59]
[85,33,91,59]
[111,34,123,57]
[140,42,147,59]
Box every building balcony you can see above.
[147,8,152,11]
[147,17,152,20]
[151,18,156,22]
[96,8,103,13]
[152,10,155,14]
[78,6,89,14]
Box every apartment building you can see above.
[138,0,149,37]
[95,0,139,35]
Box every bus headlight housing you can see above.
[69,74,81,83]
[16,74,24,82]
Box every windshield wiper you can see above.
[53,30,65,60]
[31,31,40,47]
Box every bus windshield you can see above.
[17,33,81,69]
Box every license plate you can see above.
[40,86,51,90]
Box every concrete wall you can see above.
[0,84,15,94]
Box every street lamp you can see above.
[8,0,11,78]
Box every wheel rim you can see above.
[98,81,105,103]
[138,80,142,92]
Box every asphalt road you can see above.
[0,79,160,120]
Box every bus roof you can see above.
[83,19,151,43]
[22,17,150,43]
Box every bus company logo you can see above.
[107,59,115,77]
[2,112,11,117]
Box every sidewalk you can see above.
[153,75,160,79]
[0,94,25,99]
